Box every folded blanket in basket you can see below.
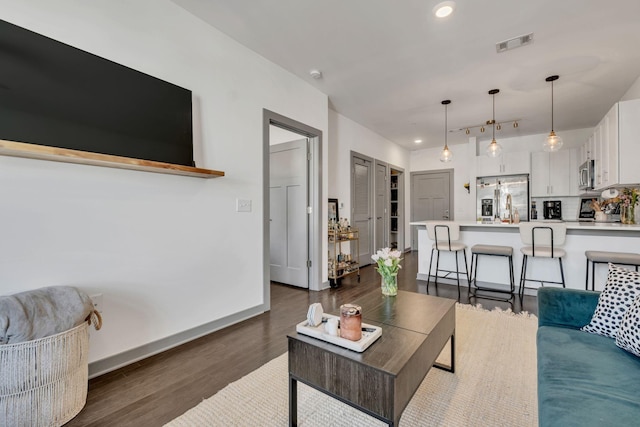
[0,286,95,345]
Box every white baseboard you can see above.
[88,304,266,378]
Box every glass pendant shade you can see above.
[440,145,453,162]
[440,99,453,163]
[486,89,501,158]
[486,139,502,158]
[543,130,563,152]
[544,75,562,152]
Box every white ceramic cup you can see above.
[325,318,339,336]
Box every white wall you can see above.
[620,73,640,101]
[328,109,411,250]
[410,139,477,221]
[0,1,328,366]
[476,128,592,153]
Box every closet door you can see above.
[352,155,373,266]
[374,161,388,252]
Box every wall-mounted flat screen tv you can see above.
[0,19,193,167]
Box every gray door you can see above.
[270,139,309,288]
[375,162,388,252]
[352,155,373,266]
[411,170,452,250]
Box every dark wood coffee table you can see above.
[287,291,456,426]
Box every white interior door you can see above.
[270,139,309,288]
[352,155,373,266]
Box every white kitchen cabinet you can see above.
[594,104,619,190]
[531,149,575,197]
[476,151,530,177]
[618,98,640,185]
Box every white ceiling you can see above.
[173,0,640,150]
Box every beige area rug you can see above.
[166,304,538,426]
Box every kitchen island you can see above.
[410,221,640,293]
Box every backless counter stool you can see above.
[469,244,515,304]
[585,251,640,290]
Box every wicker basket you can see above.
[0,322,89,427]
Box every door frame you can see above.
[410,169,454,250]
[374,159,389,251]
[350,150,374,266]
[263,110,323,308]
[388,163,405,252]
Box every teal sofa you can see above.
[537,287,640,426]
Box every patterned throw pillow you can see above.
[581,263,640,338]
[616,295,640,357]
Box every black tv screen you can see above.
[0,19,194,166]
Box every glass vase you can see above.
[381,275,398,296]
[621,205,636,225]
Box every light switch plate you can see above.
[236,199,252,212]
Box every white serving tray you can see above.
[295,314,382,352]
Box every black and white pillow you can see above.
[616,295,640,357]
[581,263,640,338]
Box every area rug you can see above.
[166,304,538,426]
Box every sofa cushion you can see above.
[537,326,640,427]
[581,263,640,338]
[616,295,640,357]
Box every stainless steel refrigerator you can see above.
[476,174,530,222]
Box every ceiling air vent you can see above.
[496,33,534,53]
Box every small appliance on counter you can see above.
[578,198,596,221]
[543,200,562,220]
[481,199,493,217]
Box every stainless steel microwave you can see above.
[579,159,595,191]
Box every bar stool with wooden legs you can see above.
[585,251,640,290]
[518,222,567,302]
[426,221,470,301]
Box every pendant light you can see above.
[543,75,563,152]
[440,100,453,162]
[486,89,502,158]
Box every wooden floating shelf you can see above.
[0,139,224,179]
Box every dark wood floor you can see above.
[66,251,537,426]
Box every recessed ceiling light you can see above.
[414,139,423,144]
[433,1,456,18]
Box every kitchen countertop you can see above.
[410,220,640,232]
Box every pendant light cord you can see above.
[492,92,496,140]
[551,80,554,132]
[444,103,448,149]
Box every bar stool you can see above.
[426,221,470,300]
[469,244,515,304]
[519,222,567,301]
[585,251,640,290]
